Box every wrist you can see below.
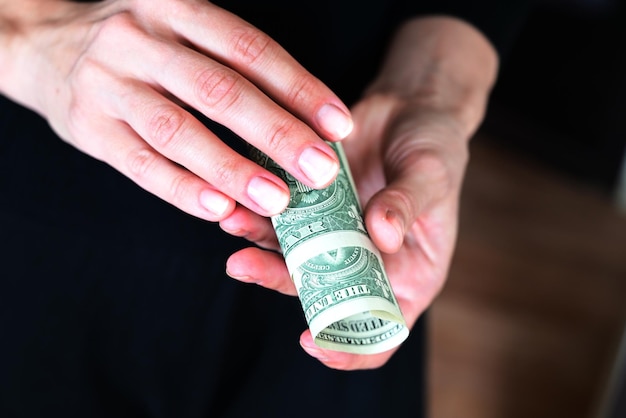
[366,16,499,139]
[0,0,73,109]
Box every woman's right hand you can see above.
[0,0,353,221]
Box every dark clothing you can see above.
[0,100,427,418]
[0,1,527,417]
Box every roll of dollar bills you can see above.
[250,142,409,354]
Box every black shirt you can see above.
[0,1,530,417]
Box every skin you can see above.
[223,17,499,370]
[0,0,498,370]
[0,0,352,219]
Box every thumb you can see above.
[364,149,455,254]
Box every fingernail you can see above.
[225,268,249,280]
[300,334,329,361]
[316,103,353,139]
[226,268,256,284]
[298,147,338,188]
[199,189,230,216]
[219,223,248,238]
[247,176,289,215]
[225,258,250,280]
[385,209,404,244]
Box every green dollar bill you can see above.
[251,142,408,354]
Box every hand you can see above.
[0,0,353,220]
[222,91,467,370]
[222,16,499,370]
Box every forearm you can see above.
[366,15,499,139]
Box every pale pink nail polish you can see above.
[317,103,353,139]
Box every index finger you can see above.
[152,1,354,142]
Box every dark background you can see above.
[482,0,626,195]
[480,1,626,416]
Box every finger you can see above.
[165,1,354,141]
[365,150,453,254]
[93,10,344,190]
[298,330,396,370]
[141,36,341,190]
[219,205,280,251]
[226,247,296,296]
[67,46,292,217]
[81,116,236,221]
[110,77,293,217]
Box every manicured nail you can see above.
[300,334,329,361]
[225,258,250,280]
[317,103,353,139]
[219,223,248,238]
[226,268,249,281]
[298,147,338,188]
[247,176,289,215]
[199,189,230,216]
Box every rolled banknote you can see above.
[250,142,409,354]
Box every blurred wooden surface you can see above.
[428,134,626,418]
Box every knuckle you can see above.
[161,0,203,21]
[210,156,239,186]
[65,57,99,117]
[168,172,196,204]
[146,105,188,148]
[68,55,98,88]
[416,151,454,193]
[126,146,159,179]
[284,73,317,107]
[229,26,273,65]
[97,11,140,40]
[194,67,242,110]
[67,59,112,116]
[387,187,418,222]
[266,119,297,154]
